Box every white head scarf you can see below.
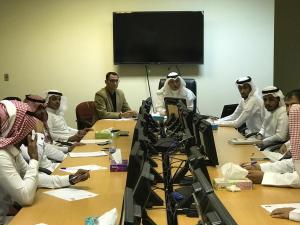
[45,90,67,115]
[261,86,285,107]
[157,72,188,97]
[235,76,259,98]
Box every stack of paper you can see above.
[69,151,107,158]
[60,165,107,173]
[44,188,98,201]
[80,139,110,145]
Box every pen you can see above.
[69,171,90,182]
[251,160,257,165]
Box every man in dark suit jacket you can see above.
[94,72,137,120]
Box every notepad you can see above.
[80,139,110,145]
[44,188,98,201]
[60,165,107,173]
[69,151,107,158]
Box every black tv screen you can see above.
[113,11,204,64]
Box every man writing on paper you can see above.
[0,100,40,225]
[255,86,289,149]
[94,72,137,120]
[216,76,264,135]
[0,100,91,224]
[155,72,196,115]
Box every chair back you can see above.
[220,104,238,118]
[158,78,197,112]
[75,101,95,130]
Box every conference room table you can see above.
[208,127,300,225]
[149,127,300,225]
[8,119,300,225]
[8,119,136,225]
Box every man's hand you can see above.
[68,142,85,152]
[68,133,84,142]
[279,144,288,154]
[69,169,90,185]
[121,111,137,118]
[246,170,264,184]
[256,140,264,148]
[83,128,94,132]
[209,116,219,121]
[256,133,263,140]
[27,134,38,161]
[271,207,295,219]
[240,162,261,171]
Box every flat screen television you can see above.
[113,11,204,64]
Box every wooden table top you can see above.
[9,119,136,225]
[8,121,300,225]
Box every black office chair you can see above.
[220,104,238,118]
[220,103,247,135]
[158,78,197,112]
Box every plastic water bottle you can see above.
[109,130,119,160]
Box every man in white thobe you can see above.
[155,72,196,116]
[256,86,289,148]
[216,76,264,135]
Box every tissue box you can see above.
[95,130,111,139]
[213,177,253,190]
[110,160,128,172]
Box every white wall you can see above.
[0,0,274,127]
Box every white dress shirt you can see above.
[289,208,300,222]
[44,143,67,162]
[46,108,78,142]
[259,106,289,146]
[260,159,300,188]
[0,146,39,224]
[217,95,264,134]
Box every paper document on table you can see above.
[228,137,260,145]
[262,150,283,162]
[60,165,107,173]
[103,118,134,121]
[69,151,107,158]
[44,188,98,201]
[261,203,300,213]
[80,139,110,144]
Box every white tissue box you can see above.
[213,177,253,190]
